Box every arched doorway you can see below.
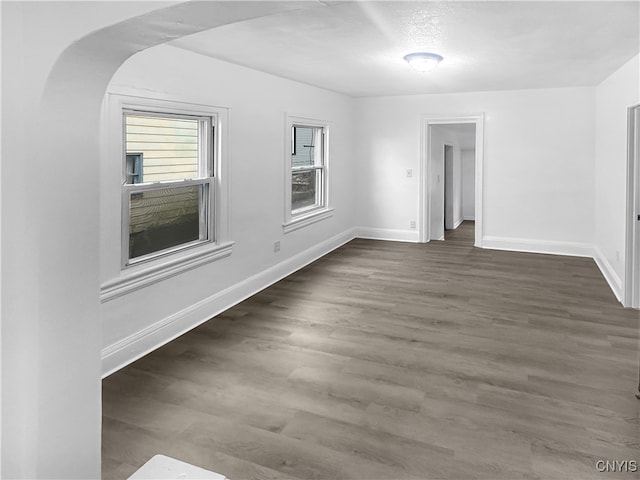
[2,2,317,476]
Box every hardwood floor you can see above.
[102,222,640,479]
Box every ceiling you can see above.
[169,1,640,97]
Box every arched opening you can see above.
[2,2,316,477]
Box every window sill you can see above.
[283,208,334,234]
[100,241,234,303]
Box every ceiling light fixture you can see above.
[403,52,443,73]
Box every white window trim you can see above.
[100,92,232,302]
[100,241,233,302]
[283,114,333,233]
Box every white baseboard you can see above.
[482,235,595,258]
[481,236,624,302]
[101,228,357,377]
[356,227,419,243]
[593,247,623,302]
[463,215,475,221]
[453,217,463,229]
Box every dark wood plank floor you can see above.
[103,222,640,479]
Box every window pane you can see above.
[292,126,319,168]
[292,170,318,211]
[125,114,199,183]
[125,153,143,184]
[129,184,204,260]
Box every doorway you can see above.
[444,144,454,233]
[420,114,485,246]
[625,104,640,400]
[624,104,640,308]
[444,142,474,245]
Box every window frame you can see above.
[121,109,215,268]
[283,114,334,233]
[100,92,232,302]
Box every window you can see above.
[122,110,214,266]
[284,116,333,232]
[292,125,325,212]
[100,93,232,301]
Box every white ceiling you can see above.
[170,1,640,97]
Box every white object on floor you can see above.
[128,454,227,480]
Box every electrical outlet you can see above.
[274,241,281,253]
[406,169,413,178]
[410,221,416,229]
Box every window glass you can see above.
[129,184,205,260]
[125,115,199,183]
[292,170,318,211]
[292,126,318,168]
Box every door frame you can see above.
[419,113,485,246]
[624,104,640,308]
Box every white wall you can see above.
[445,145,455,230]
[356,87,596,256]
[594,54,640,301]
[453,145,463,228]
[462,149,476,220]
[100,45,356,372]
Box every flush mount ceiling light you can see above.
[403,52,443,73]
